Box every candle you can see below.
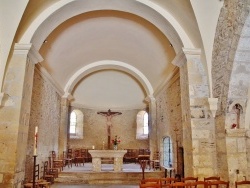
[92,145,95,150]
[34,126,38,155]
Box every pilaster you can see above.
[145,95,157,159]
[0,43,42,187]
[176,48,216,178]
[58,94,73,158]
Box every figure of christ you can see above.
[97,109,122,149]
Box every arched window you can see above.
[70,111,76,134]
[163,136,173,167]
[69,109,84,139]
[143,113,149,134]
[136,110,149,140]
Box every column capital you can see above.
[208,97,218,117]
[172,48,201,68]
[62,92,74,101]
[182,48,201,57]
[14,43,43,64]
[144,95,155,104]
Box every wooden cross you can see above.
[97,109,122,149]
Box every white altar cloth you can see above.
[89,150,127,172]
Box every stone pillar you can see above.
[145,95,157,159]
[173,48,217,178]
[58,94,72,158]
[0,43,42,188]
[226,129,248,183]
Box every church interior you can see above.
[1,0,250,187]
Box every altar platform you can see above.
[55,162,164,185]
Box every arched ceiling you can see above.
[17,0,202,110]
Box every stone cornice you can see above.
[182,48,201,56]
[208,97,218,118]
[14,43,43,64]
[171,50,186,67]
[144,95,156,104]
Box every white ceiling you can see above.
[17,0,206,110]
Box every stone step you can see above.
[56,171,165,185]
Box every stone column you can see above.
[226,129,248,183]
[0,43,42,188]
[145,95,157,159]
[173,48,217,178]
[58,95,72,158]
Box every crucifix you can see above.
[97,109,122,149]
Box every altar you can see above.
[89,150,127,172]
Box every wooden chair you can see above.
[63,151,73,168]
[74,149,84,166]
[51,151,63,171]
[204,177,220,188]
[204,177,220,182]
[160,177,176,187]
[141,178,160,184]
[189,181,208,188]
[207,180,229,188]
[235,180,250,187]
[150,151,160,171]
[182,177,198,183]
[139,183,161,188]
[42,161,55,184]
[48,157,59,178]
[169,182,190,187]
[140,178,161,188]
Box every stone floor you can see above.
[51,163,157,187]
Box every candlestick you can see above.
[34,126,38,155]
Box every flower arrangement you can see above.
[112,135,121,145]
[231,123,237,129]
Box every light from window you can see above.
[163,136,173,167]
[136,110,148,140]
[70,111,76,134]
[143,112,148,134]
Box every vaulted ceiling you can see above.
[15,0,221,110]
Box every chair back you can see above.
[182,177,198,182]
[160,177,176,187]
[207,180,229,188]
[170,182,190,187]
[139,183,161,188]
[141,178,160,184]
[235,180,250,188]
[189,181,208,188]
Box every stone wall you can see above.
[155,72,182,172]
[68,107,149,150]
[25,67,61,181]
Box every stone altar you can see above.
[89,150,127,172]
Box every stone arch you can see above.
[64,60,154,97]
[212,1,250,117]
[19,0,193,53]
[211,0,250,181]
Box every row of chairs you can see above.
[23,161,57,188]
[24,151,65,188]
[139,177,250,188]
